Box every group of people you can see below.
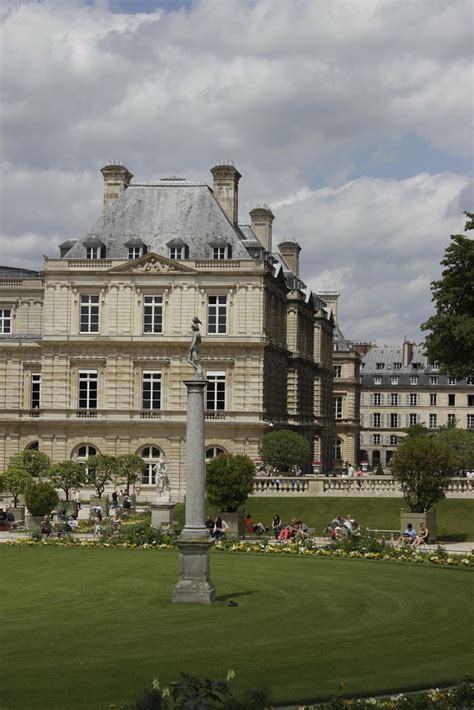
[326,513,360,540]
[39,513,79,538]
[205,516,229,539]
[396,522,430,547]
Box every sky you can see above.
[0,0,472,344]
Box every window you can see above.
[78,371,97,409]
[390,393,399,406]
[143,296,163,334]
[468,395,474,407]
[334,437,342,460]
[373,393,382,406]
[467,415,474,430]
[142,372,161,410]
[409,413,418,426]
[373,434,381,445]
[333,396,343,419]
[212,246,229,260]
[80,295,99,333]
[409,393,418,407]
[431,362,440,371]
[140,446,162,485]
[448,377,456,385]
[429,414,437,429]
[448,394,456,406]
[376,362,385,370]
[373,413,381,428]
[390,376,399,386]
[409,376,418,386]
[31,373,41,409]
[207,295,227,334]
[206,371,225,410]
[467,377,474,385]
[205,446,226,462]
[429,376,439,385]
[0,308,12,334]
[373,376,382,385]
[169,246,184,260]
[412,362,422,369]
[26,441,39,451]
[128,247,143,259]
[393,362,402,369]
[430,394,437,406]
[333,365,342,378]
[75,444,98,473]
[447,414,456,426]
[389,435,398,445]
[86,246,100,259]
[390,413,399,428]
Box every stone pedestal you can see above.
[151,501,176,529]
[172,539,216,604]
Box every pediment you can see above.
[108,252,197,274]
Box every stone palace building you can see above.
[0,160,340,498]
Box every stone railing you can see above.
[252,476,314,496]
[68,260,112,269]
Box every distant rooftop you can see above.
[0,265,42,278]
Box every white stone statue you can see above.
[186,316,204,379]
[153,458,171,501]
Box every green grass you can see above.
[0,547,472,709]
[174,498,474,541]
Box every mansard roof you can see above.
[65,180,251,260]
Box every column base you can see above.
[172,539,216,604]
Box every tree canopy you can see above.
[259,429,310,472]
[49,461,86,501]
[421,214,474,379]
[205,454,255,513]
[86,454,118,498]
[0,468,33,507]
[115,454,146,493]
[7,450,51,479]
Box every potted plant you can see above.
[24,482,59,531]
[205,454,255,537]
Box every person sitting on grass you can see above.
[293,520,309,540]
[412,522,430,548]
[396,523,416,546]
[279,521,296,541]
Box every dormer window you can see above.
[84,236,105,259]
[393,362,402,369]
[128,247,143,259]
[86,246,100,259]
[376,363,384,370]
[167,238,188,260]
[125,238,147,260]
[209,238,231,260]
[213,246,229,260]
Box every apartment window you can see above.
[333,365,342,379]
[409,413,418,426]
[373,413,381,428]
[393,362,402,369]
[206,371,226,410]
[212,246,229,260]
[373,393,382,406]
[409,376,418,386]
[143,296,163,334]
[169,246,184,260]
[447,414,456,427]
[389,435,398,445]
[467,414,474,430]
[373,376,382,386]
[333,396,343,419]
[80,295,99,333]
[467,377,474,385]
[448,394,456,406]
[429,414,437,429]
[390,393,399,406]
[373,434,381,445]
[468,395,474,407]
[448,377,456,385]
[31,373,41,409]
[142,372,161,410]
[409,393,418,407]
[390,413,399,428]
[430,394,437,406]
[128,247,143,259]
[78,371,97,409]
[429,376,439,385]
[207,295,227,334]
[140,446,161,485]
[376,362,384,370]
[390,376,399,386]
[0,308,12,334]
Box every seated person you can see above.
[122,496,132,511]
[0,508,8,522]
[343,514,355,532]
[212,516,228,539]
[205,516,214,532]
[245,514,266,536]
[66,515,78,533]
[396,523,416,546]
[40,516,53,536]
[413,522,429,547]
[350,520,361,536]
[293,520,310,539]
[272,514,282,539]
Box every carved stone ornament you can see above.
[108,252,196,274]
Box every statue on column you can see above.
[187,316,204,379]
[153,457,171,501]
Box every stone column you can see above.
[172,378,216,604]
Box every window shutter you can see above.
[100,245,106,259]
[370,413,373,427]
[381,393,385,405]
[360,413,364,426]
[143,244,148,255]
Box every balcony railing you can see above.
[140,410,162,419]
[76,409,97,418]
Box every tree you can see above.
[421,214,474,379]
[115,454,146,494]
[7,450,50,479]
[259,429,310,472]
[435,426,474,475]
[86,454,117,498]
[0,468,33,507]
[25,482,59,517]
[391,434,458,512]
[49,461,86,501]
[205,454,255,513]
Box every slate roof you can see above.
[65,180,252,260]
[361,345,471,385]
[0,265,42,278]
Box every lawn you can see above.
[175,498,474,541]
[0,547,472,709]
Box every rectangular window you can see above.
[376,362,384,370]
[467,414,474,430]
[373,433,381,445]
[430,393,437,406]
[373,376,382,385]
[143,296,163,334]
[390,413,399,428]
[212,247,227,260]
[448,377,456,385]
[334,396,343,419]
[0,308,12,334]
[206,371,225,410]
[373,393,382,406]
[169,246,184,260]
[447,413,456,426]
[410,376,418,386]
[429,376,439,385]
[80,295,99,333]
[468,395,474,407]
[409,393,418,407]
[390,376,399,386]
[207,295,227,334]
[429,414,437,429]
[389,435,398,445]
[333,365,342,379]
[393,362,401,369]
[390,393,399,406]
[467,377,474,385]
[78,371,98,409]
[128,247,142,259]
[409,413,418,426]
[373,413,381,428]
[86,246,100,259]
[142,371,161,410]
[31,373,41,409]
[448,394,456,406]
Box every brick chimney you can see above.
[402,337,414,366]
[249,205,274,252]
[278,240,301,276]
[210,160,241,225]
[100,160,133,212]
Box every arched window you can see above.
[74,444,98,462]
[25,441,39,451]
[333,437,342,461]
[205,446,226,463]
[372,450,381,467]
[140,446,162,485]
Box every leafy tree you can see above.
[403,423,430,439]
[115,454,146,494]
[205,455,255,513]
[86,454,117,498]
[391,434,458,512]
[435,426,474,475]
[259,429,310,472]
[49,461,86,501]
[25,482,59,517]
[421,214,474,378]
[7,450,50,479]
[0,468,33,507]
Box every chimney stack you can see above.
[316,291,340,323]
[249,205,274,252]
[210,160,241,225]
[100,160,133,212]
[402,337,414,367]
[278,240,302,276]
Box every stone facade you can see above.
[0,161,336,498]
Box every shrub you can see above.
[259,429,310,472]
[205,455,255,513]
[25,482,59,517]
[117,522,175,547]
